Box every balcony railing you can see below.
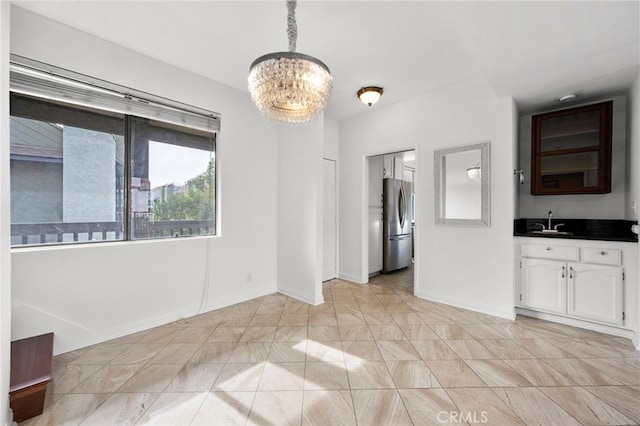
[11,217,215,246]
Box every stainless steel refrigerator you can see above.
[383,178,412,273]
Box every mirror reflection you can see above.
[434,142,490,226]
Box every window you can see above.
[9,56,219,247]
[130,117,215,240]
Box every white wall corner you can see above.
[631,70,640,349]
[276,119,325,308]
[0,2,11,425]
[278,285,324,306]
[323,117,339,161]
[337,272,365,284]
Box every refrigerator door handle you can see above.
[398,184,405,229]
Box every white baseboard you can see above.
[278,285,323,306]
[13,285,277,355]
[201,285,276,313]
[337,272,363,284]
[12,299,94,356]
[416,290,516,320]
[4,398,14,426]
[515,307,636,342]
[95,285,276,345]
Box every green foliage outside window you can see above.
[152,159,214,221]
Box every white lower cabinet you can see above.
[567,263,623,325]
[517,239,633,330]
[521,259,566,314]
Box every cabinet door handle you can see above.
[546,247,551,251]
[569,266,573,279]
[562,266,565,278]
[600,251,607,255]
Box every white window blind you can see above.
[9,54,221,133]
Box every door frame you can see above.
[322,158,338,282]
[363,147,419,295]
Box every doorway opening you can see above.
[366,149,416,294]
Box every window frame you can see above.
[9,56,220,248]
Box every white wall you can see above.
[9,6,279,355]
[324,117,339,161]
[277,119,325,305]
[518,95,627,219]
[629,71,640,348]
[1,3,11,424]
[339,77,516,318]
[627,76,640,223]
[323,117,340,279]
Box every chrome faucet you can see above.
[545,210,565,231]
[534,211,564,232]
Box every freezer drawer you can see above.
[383,235,412,273]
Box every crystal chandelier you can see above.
[248,0,333,124]
[466,164,481,182]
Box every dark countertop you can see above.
[514,218,638,243]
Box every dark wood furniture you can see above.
[531,101,613,195]
[9,333,54,423]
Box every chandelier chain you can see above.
[248,0,332,123]
[287,0,297,52]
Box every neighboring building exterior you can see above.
[10,116,125,244]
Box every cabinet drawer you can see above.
[521,244,579,261]
[582,248,622,266]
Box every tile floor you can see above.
[22,268,640,425]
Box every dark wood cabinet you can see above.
[531,101,612,195]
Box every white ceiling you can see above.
[13,1,640,121]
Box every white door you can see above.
[322,159,337,281]
[567,263,623,325]
[521,258,567,314]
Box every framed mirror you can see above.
[434,141,490,226]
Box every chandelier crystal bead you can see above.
[248,0,333,124]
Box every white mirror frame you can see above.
[434,141,490,227]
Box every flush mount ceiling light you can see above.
[357,86,383,106]
[556,93,578,102]
[466,164,481,182]
[248,0,333,124]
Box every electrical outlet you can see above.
[632,201,637,215]
[246,273,253,283]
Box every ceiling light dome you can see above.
[357,86,383,106]
[556,93,578,102]
[248,0,333,124]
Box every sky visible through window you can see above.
[148,141,213,188]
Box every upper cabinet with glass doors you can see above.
[531,101,612,195]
